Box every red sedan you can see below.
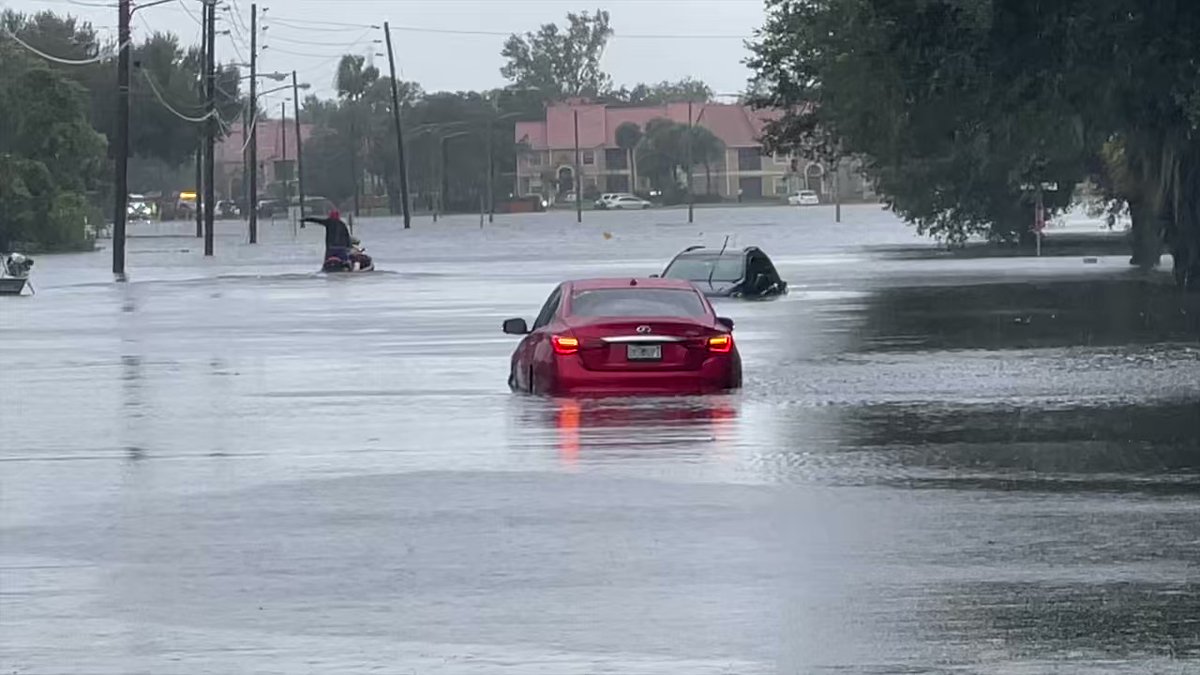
[503,278,742,395]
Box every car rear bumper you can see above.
[544,353,741,396]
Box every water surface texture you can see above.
[2,206,1198,673]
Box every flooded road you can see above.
[2,205,1198,673]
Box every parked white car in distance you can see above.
[608,195,652,210]
[788,190,820,206]
[595,192,636,209]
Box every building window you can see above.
[604,148,627,169]
[582,150,595,165]
[737,148,761,171]
[527,153,542,166]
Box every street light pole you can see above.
[248,2,258,243]
[574,109,582,224]
[203,0,216,257]
[112,0,131,278]
[687,100,694,224]
[292,71,305,220]
[383,22,413,229]
[194,0,205,239]
[280,101,288,206]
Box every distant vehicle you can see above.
[502,277,741,395]
[660,245,788,298]
[176,191,199,214]
[127,194,153,221]
[607,195,652,210]
[216,200,241,219]
[788,190,820,206]
[595,192,635,209]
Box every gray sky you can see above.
[11,0,765,110]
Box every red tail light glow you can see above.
[552,335,580,355]
[707,334,733,353]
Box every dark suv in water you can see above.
[659,245,788,298]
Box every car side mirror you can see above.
[502,318,530,335]
[717,317,734,331]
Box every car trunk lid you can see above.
[564,318,718,371]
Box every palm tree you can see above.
[334,55,380,215]
[615,121,642,192]
[687,126,725,195]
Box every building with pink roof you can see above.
[513,100,868,201]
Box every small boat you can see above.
[0,253,33,295]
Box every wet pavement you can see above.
[2,205,1198,673]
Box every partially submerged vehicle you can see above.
[659,245,788,298]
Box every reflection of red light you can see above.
[552,335,579,355]
[557,399,581,464]
[707,335,733,353]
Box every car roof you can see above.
[568,277,699,291]
[674,246,760,258]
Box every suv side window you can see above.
[533,286,563,330]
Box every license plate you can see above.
[627,344,662,361]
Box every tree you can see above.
[748,0,1095,246]
[334,54,380,215]
[614,121,642,190]
[609,78,714,105]
[687,125,724,195]
[500,10,613,98]
[0,42,105,251]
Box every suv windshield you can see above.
[663,255,746,283]
[570,289,708,318]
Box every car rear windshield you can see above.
[663,255,745,283]
[570,288,708,318]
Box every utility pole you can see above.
[440,134,451,218]
[248,2,258,243]
[292,71,305,220]
[194,0,205,239]
[486,115,494,224]
[573,109,582,223]
[112,0,131,277]
[687,100,695,224]
[203,0,216,256]
[383,22,412,229]
[281,101,288,207]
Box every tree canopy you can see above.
[500,10,613,98]
[0,39,105,251]
[749,0,1200,287]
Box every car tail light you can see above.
[707,334,733,353]
[552,335,580,355]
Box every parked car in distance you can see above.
[788,190,820,206]
[608,195,652,210]
[659,245,788,298]
[502,277,741,395]
[595,193,636,209]
[216,200,241,219]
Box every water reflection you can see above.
[859,278,1200,351]
[515,396,740,467]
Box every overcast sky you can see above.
[12,0,766,109]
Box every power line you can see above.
[268,17,379,30]
[140,68,221,123]
[261,32,380,48]
[1,24,124,65]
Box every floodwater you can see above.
[2,205,1198,674]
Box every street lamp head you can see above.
[297,83,312,90]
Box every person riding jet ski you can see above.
[301,209,353,265]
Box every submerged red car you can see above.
[503,278,742,395]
